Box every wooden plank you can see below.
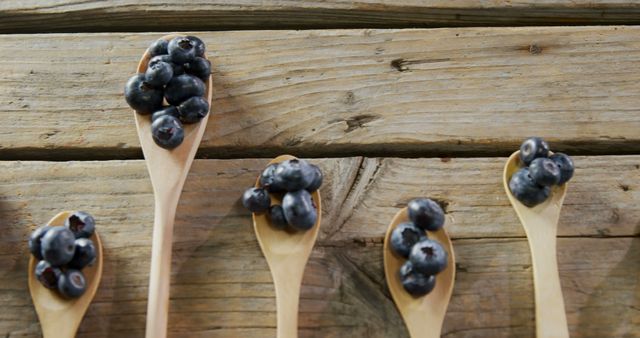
[0,157,638,336]
[1,27,640,160]
[1,1,640,33]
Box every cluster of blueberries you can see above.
[125,36,211,149]
[28,212,97,298]
[390,199,448,297]
[242,159,323,231]
[509,137,575,207]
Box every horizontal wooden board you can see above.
[1,1,640,32]
[1,27,640,160]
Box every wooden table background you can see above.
[1,1,639,337]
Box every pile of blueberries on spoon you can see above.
[242,158,322,231]
[28,212,98,298]
[390,198,448,297]
[125,36,211,149]
[509,137,574,207]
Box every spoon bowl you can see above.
[28,211,103,338]
[503,151,569,338]
[133,34,213,338]
[253,154,321,338]
[383,207,455,338]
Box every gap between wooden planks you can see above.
[0,1,640,33]
[1,27,640,160]
[0,157,637,337]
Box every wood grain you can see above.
[0,157,637,337]
[1,1,640,33]
[1,27,640,160]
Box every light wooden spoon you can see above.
[503,151,569,338]
[28,211,103,338]
[383,207,455,338]
[252,155,322,338]
[133,34,213,338]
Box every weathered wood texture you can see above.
[1,27,640,160]
[1,1,640,33]
[1,157,638,337]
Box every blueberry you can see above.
[57,269,87,299]
[529,158,561,186]
[164,74,205,106]
[177,96,209,124]
[305,164,323,192]
[151,106,180,122]
[124,74,164,115]
[147,39,168,57]
[390,222,426,258]
[145,60,173,87]
[67,238,97,270]
[259,164,285,193]
[519,137,550,166]
[28,225,51,260]
[185,35,206,57]
[242,187,271,213]
[40,227,76,267]
[273,159,315,192]
[34,260,61,289]
[399,261,436,297]
[550,153,574,185]
[407,198,445,231]
[149,55,184,75]
[282,190,317,231]
[168,36,197,64]
[268,205,288,230]
[64,211,95,239]
[151,115,184,149]
[509,167,551,207]
[185,57,211,82]
[409,238,448,275]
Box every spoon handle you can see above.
[271,263,305,338]
[526,225,570,338]
[145,194,179,338]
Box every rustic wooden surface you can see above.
[1,1,640,32]
[0,158,638,337]
[1,27,640,160]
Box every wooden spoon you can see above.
[252,155,322,338]
[503,151,569,338]
[383,207,455,338]
[28,211,103,338]
[133,34,213,338]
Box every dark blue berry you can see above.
[274,159,315,192]
[268,205,288,230]
[177,96,209,124]
[390,222,426,258]
[529,158,561,186]
[399,261,436,297]
[147,39,168,57]
[67,238,97,270]
[550,153,574,185]
[151,106,180,122]
[407,198,445,231]
[185,36,206,57]
[305,164,323,192]
[185,57,211,82]
[259,164,285,193]
[168,36,196,64]
[41,227,76,267]
[124,74,163,115]
[519,137,550,166]
[149,55,184,76]
[282,190,317,231]
[28,225,51,260]
[409,238,448,275]
[242,187,271,213]
[34,260,61,289]
[509,167,551,207]
[164,74,205,106]
[151,115,184,149]
[57,269,87,298]
[145,60,173,87]
[64,211,95,239]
